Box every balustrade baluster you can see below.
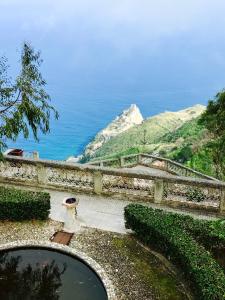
[154,179,164,204]
[94,171,103,195]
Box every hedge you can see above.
[124,204,225,300]
[166,212,225,250]
[138,207,225,250]
[0,186,50,221]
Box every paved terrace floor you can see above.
[130,165,171,176]
[0,182,220,234]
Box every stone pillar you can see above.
[37,164,47,185]
[165,162,169,172]
[33,151,39,159]
[120,157,125,168]
[62,199,80,233]
[219,188,225,214]
[154,179,164,204]
[94,171,103,195]
[137,154,142,165]
[64,205,76,232]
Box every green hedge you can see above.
[142,208,225,250]
[124,204,225,300]
[170,214,225,250]
[0,186,50,221]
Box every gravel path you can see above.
[0,219,62,244]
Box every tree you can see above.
[0,43,58,152]
[199,90,225,179]
[0,253,66,299]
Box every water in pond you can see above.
[0,248,108,300]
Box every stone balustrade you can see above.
[1,155,225,214]
[89,153,217,181]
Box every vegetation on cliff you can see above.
[198,90,225,179]
[82,105,205,161]
[83,97,225,180]
[168,90,225,179]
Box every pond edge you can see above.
[0,240,116,300]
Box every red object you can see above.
[8,149,23,157]
[50,231,74,245]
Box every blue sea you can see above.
[7,86,215,161]
[3,0,225,161]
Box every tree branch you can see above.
[0,90,21,114]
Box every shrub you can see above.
[181,216,225,249]
[186,187,206,202]
[142,207,225,250]
[124,204,225,300]
[0,186,50,221]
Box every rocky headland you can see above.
[67,103,206,163]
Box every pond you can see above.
[0,247,108,300]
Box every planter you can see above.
[62,197,80,233]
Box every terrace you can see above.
[0,152,225,299]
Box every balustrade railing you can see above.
[88,153,216,181]
[1,155,225,214]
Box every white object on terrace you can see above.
[62,197,81,233]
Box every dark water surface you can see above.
[0,248,107,300]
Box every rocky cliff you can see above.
[87,104,205,160]
[81,104,143,159]
[67,103,205,163]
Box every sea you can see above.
[7,86,214,161]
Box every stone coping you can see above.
[3,155,225,189]
[0,240,116,300]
